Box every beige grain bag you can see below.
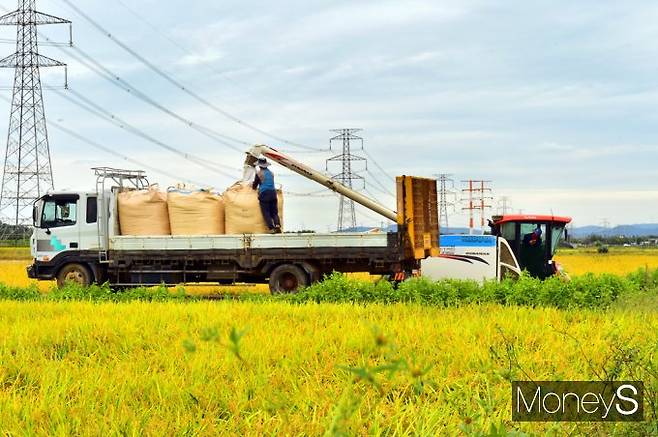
[118,185,171,235]
[167,189,225,235]
[223,182,284,234]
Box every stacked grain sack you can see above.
[117,185,170,235]
[167,188,225,235]
[223,182,284,234]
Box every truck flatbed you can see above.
[28,153,441,292]
[109,232,389,251]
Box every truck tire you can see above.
[269,264,309,294]
[57,263,93,288]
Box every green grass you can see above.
[288,272,639,309]
[2,269,658,312]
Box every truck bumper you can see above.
[26,264,36,279]
[27,262,57,280]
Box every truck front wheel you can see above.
[57,263,93,288]
[269,264,309,294]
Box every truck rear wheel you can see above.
[57,263,93,288]
[269,264,309,294]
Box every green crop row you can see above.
[288,269,658,309]
[0,282,187,302]
[1,268,657,308]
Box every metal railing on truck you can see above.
[93,167,149,263]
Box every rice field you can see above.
[555,247,658,276]
[0,300,655,435]
[0,247,657,434]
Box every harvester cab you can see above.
[490,215,572,279]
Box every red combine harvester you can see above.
[490,215,572,279]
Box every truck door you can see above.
[78,194,99,250]
[34,194,80,262]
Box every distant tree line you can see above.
[0,222,31,246]
[572,234,658,246]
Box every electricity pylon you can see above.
[0,0,70,241]
[326,128,366,231]
[434,173,456,229]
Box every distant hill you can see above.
[339,223,658,239]
[571,224,658,238]
[339,225,474,234]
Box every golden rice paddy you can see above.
[555,247,658,276]
[0,247,656,434]
[0,300,654,435]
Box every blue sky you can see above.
[1,0,657,229]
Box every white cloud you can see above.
[2,0,657,229]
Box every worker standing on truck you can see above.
[252,157,282,234]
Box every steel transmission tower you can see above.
[461,180,493,233]
[434,173,455,229]
[326,128,366,231]
[497,196,513,214]
[0,1,70,235]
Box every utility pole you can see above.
[434,173,455,230]
[461,180,493,234]
[326,128,366,231]
[497,196,513,214]
[0,0,71,242]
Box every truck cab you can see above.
[32,192,99,258]
[490,214,572,279]
[29,191,103,285]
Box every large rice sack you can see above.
[223,182,284,234]
[167,189,225,235]
[118,186,170,236]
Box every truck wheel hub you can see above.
[281,273,298,291]
[65,271,84,285]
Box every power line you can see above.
[365,169,395,197]
[113,0,271,104]
[365,176,395,199]
[61,0,324,152]
[363,187,389,209]
[363,149,394,181]
[31,28,250,153]
[354,204,388,228]
[283,189,337,198]
[54,87,239,179]
[66,44,249,152]
[48,119,209,187]
[0,37,68,46]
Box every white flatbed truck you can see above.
[27,145,522,292]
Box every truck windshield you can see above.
[41,197,78,228]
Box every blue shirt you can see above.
[257,168,275,194]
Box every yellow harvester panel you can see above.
[396,176,440,259]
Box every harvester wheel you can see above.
[269,264,308,294]
[57,263,93,288]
